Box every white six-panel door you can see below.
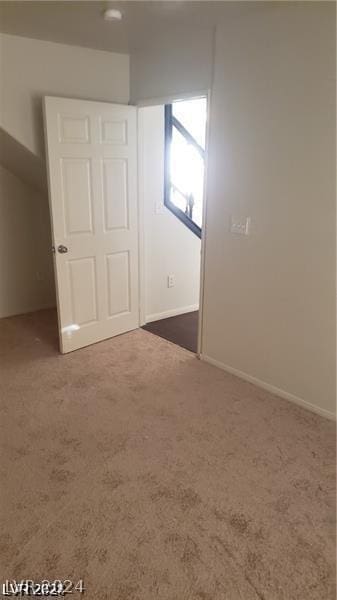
[44,97,139,353]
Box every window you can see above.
[164,98,207,238]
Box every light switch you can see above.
[230,216,251,236]
[167,274,175,288]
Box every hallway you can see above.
[142,311,199,353]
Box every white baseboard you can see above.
[200,354,336,422]
[145,304,199,324]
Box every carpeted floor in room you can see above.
[0,309,336,600]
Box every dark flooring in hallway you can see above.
[142,311,199,353]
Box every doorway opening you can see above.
[42,94,208,355]
[139,95,208,353]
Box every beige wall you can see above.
[202,2,336,418]
[0,165,55,318]
[139,105,201,322]
[0,33,130,318]
[0,33,130,157]
[130,27,213,104]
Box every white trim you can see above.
[137,108,146,327]
[145,304,199,324]
[200,353,336,422]
[197,30,216,356]
[197,86,213,357]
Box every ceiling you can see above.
[0,1,269,54]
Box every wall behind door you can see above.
[0,33,130,157]
[0,165,55,318]
[0,33,130,318]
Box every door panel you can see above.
[68,257,98,325]
[100,118,127,145]
[106,251,130,317]
[61,158,94,235]
[44,96,139,353]
[102,159,128,231]
[58,114,90,144]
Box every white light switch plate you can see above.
[167,274,175,288]
[230,216,251,236]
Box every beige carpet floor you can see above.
[0,309,335,600]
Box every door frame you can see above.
[136,88,212,357]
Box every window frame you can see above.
[164,104,202,239]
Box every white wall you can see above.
[130,27,213,104]
[0,165,55,318]
[202,3,336,418]
[0,33,130,318]
[139,105,201,322]
[0,33,130,157]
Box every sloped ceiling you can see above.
[0,126,47,192]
